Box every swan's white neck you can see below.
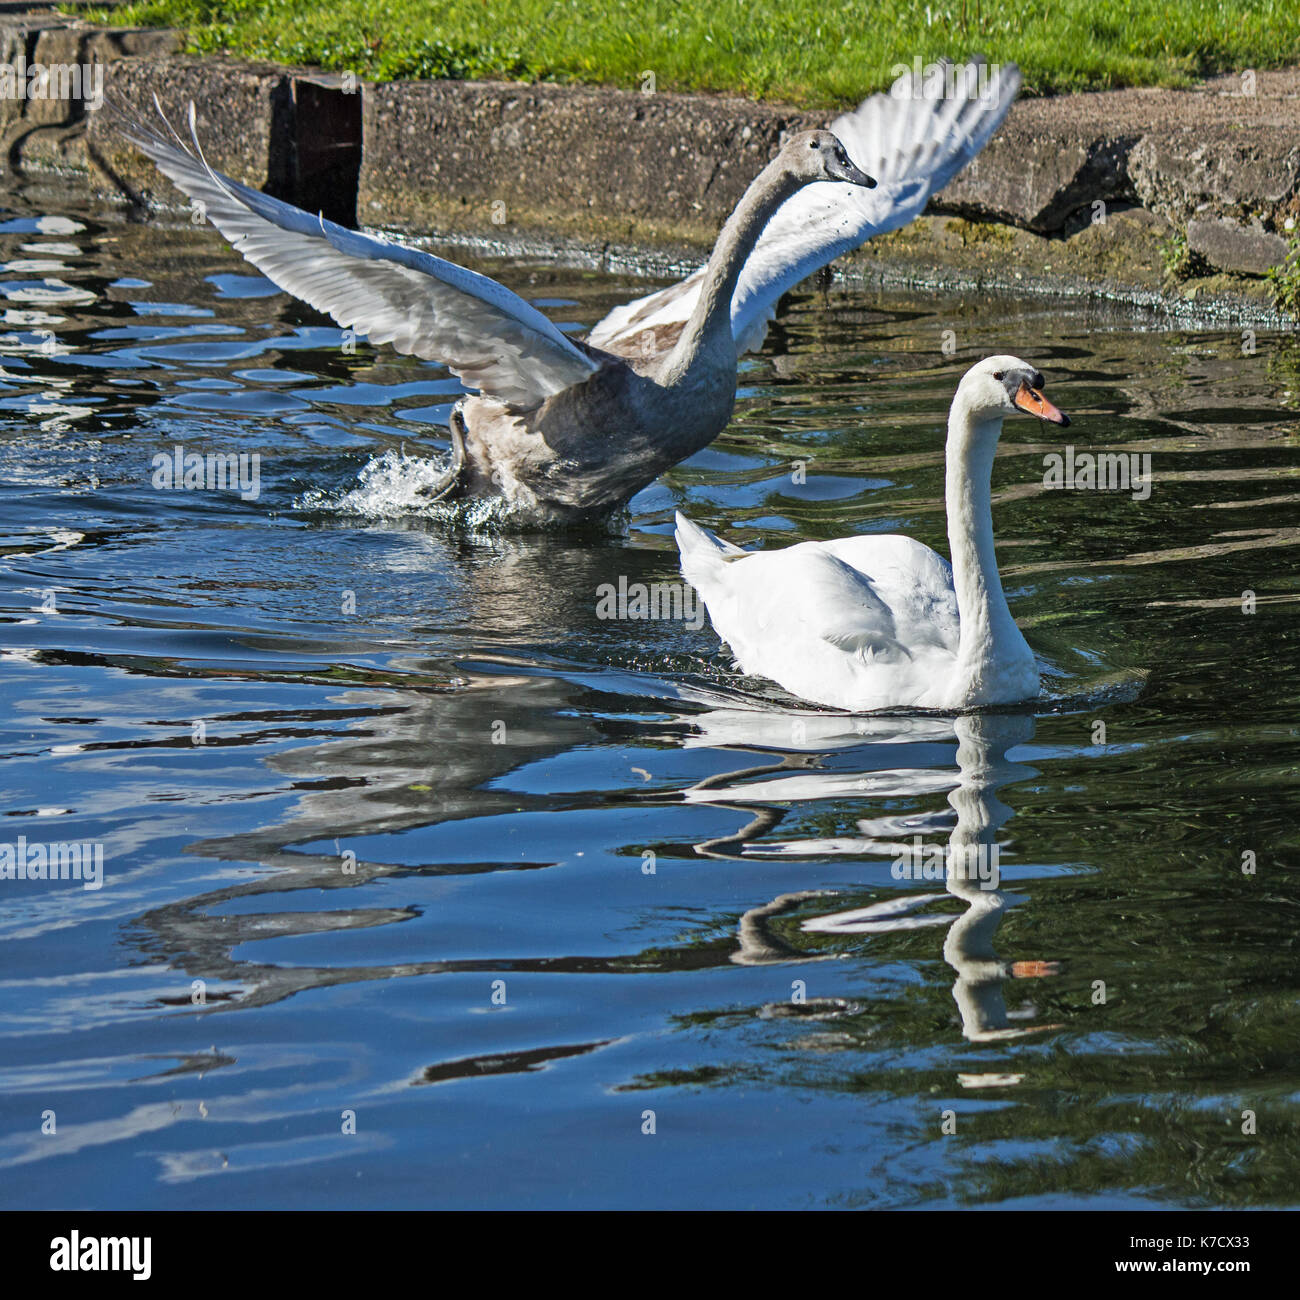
[945,397,1029,698]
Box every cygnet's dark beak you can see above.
[828,152,876,188]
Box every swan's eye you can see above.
[992,371,1004,381]
[1033,372,1045,389]
[809,140,818,149]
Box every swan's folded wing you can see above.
[821,534,960,654]
[589,59,1020,357]
[117,105,601,410]
[729,544,908,662]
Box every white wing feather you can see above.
[118,103,600,409]
[589,59,1020,356]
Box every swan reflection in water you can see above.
[678,700,1061,1057]
[147,609,1059,1078]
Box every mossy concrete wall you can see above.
[1,10,1297,319]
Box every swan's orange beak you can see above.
[1013,381,1069,426]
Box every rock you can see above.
[5,18,185,166]
[938,131,1135,234]
[11,22,182,131]
[0,18,80,132]
[845,203,1174,300]
[81,27,184,63]
[1186,215,1289,275]
[938,71,1300,236]
[0,21,30,133]
[1129,131,1300,227]
[27,27,92,128]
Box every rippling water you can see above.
[1,187,1297,1210]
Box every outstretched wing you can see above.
[117,102,601,410]
[589,59,1020,357]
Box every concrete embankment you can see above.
[2,8,1298,321]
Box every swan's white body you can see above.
[677,356,1069,711]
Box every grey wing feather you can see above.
[116,101,600,409]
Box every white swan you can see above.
[675,355,1069,711]
[114,59,1018,526]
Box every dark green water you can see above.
[0,190,1297,1209]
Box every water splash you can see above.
[295,446,516,530]
[296,448,458,520]
[294,447,628,532]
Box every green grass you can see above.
[75,0,1300,106]
[1266,229,1300,315]
[1159,229,1192,280]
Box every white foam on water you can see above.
[297,447,501,526]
